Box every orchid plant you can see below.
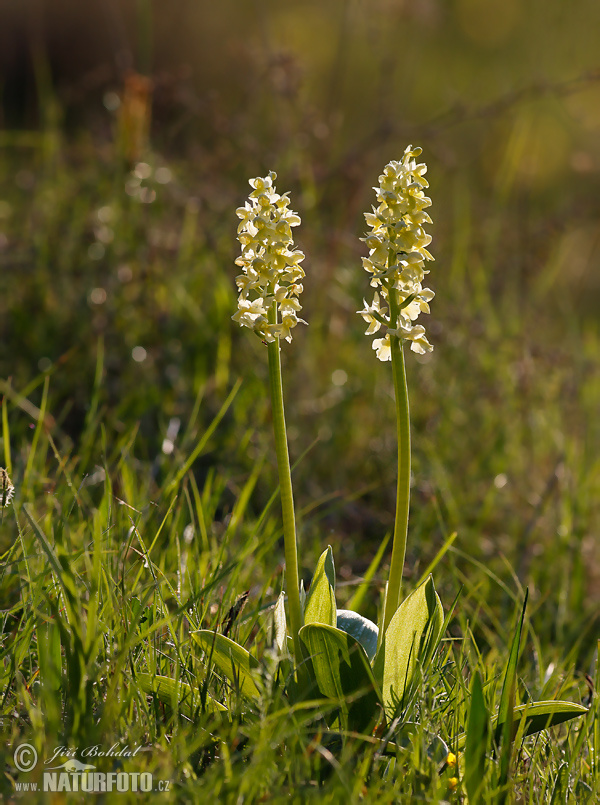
[141,149,587,759]
[186,157,446,733]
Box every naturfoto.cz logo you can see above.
[13,743,171,794]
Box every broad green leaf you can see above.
[456,700,588,750]
[299,622,381,734]
[137,673,227,717]
[304,546,336,627]
[373,575,444,721]
[464,671,489,805]
[496,700,588,741]
[336,610,379,661]
[192,630,261,700]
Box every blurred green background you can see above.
[1,0,599,650]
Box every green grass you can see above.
[1,103,599,801]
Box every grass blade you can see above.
[166,378,241,495]
[345,531,390,614]
[495,589,528,746]
[464,670,489,804]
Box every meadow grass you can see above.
[1,128,599,803]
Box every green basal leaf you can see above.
[497,700,589,741]
[192,630,261,700]
[336,610,379,661]
[373,575,444,721]
[137,673,227,717]
[304,546,336,627]
[456,700,589,750]
[299,622,381,734]
[464,671,489,805]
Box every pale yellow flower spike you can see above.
[359,145,435,359]
[233,172,306,344]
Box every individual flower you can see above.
[359,146,435,359]
[233,171,306,343]
[358,291,388,335]
[372,334,392,362]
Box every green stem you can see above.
[381,288,411,634]
[266,308,304,667]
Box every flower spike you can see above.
[359,146,435,358]
[233,171,306,344]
